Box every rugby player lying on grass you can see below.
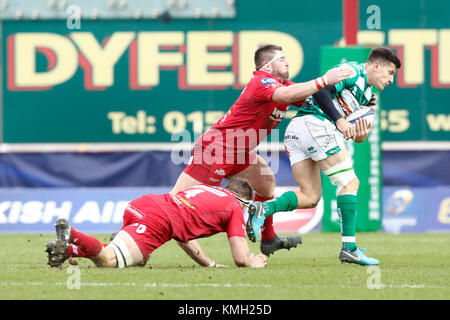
[45,178,267,269]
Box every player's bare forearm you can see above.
[177,239,214,267]
[228,236,267,268]
[271,65,354,104]
[272,81,321,103]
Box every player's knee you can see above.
[323,158,357,195]
[93,247,117,268]
[340,177,360,195]
[309,195,321,208]
[98,256,117,268]
[254,173,276,197]
[301,190,321,208]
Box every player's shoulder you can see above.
[250,71,281,87]
[339,61,364,78]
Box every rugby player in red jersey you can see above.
[170,44,354,257]
[45,178,267,269]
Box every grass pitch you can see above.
[0,232,449,300]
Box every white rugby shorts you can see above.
[284,115,345,165]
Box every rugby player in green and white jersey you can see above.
[246,47,401,265]
[297,61,375,138]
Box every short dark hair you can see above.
[367,47,401,69]
[254,44,283,70]
[224,178,254,201]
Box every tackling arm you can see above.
[271,65,354,104]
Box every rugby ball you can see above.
[332,89,361,117]
[340,89,360,114]
[345,106,375,126]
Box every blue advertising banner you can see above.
[0,186,319,234]
[0,150,295,188]
[0,187,169,233]
[382,187,450,233]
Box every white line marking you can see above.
[0,281,271,288]
[0,281,445,290]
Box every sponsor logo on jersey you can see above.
[176,195,196,209]
[326,146,340,156]
[260,78,277,85]
[214,169,226,176]
[284,134,299,141]
[269,108,286,121]
[307,146,317,154]
[126,205,144,219]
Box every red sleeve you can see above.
[225,205,246,239]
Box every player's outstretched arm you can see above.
[271,65,354,104]
[177,239,226,267]
[228,236,267,268]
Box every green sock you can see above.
[337,194,358,252]
[263,191,298,217]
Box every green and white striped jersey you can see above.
[294,62,373,123]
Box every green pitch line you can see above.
[0,233,449,300]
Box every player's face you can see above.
[369,61,397,91]
[269,52,290,81]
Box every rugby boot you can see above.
[45,239,68,267]
[46,219,71,267]
[260,235,302,256]
[339,248,379,266]
[248,201,266,219]
[245,201,266,242]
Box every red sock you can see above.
[68,244,86,258]
[254,194,276,241]
[70,227,103,258]
[68,243,108,258]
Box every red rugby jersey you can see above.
[199,70,305,153]
[131,185,246,243]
